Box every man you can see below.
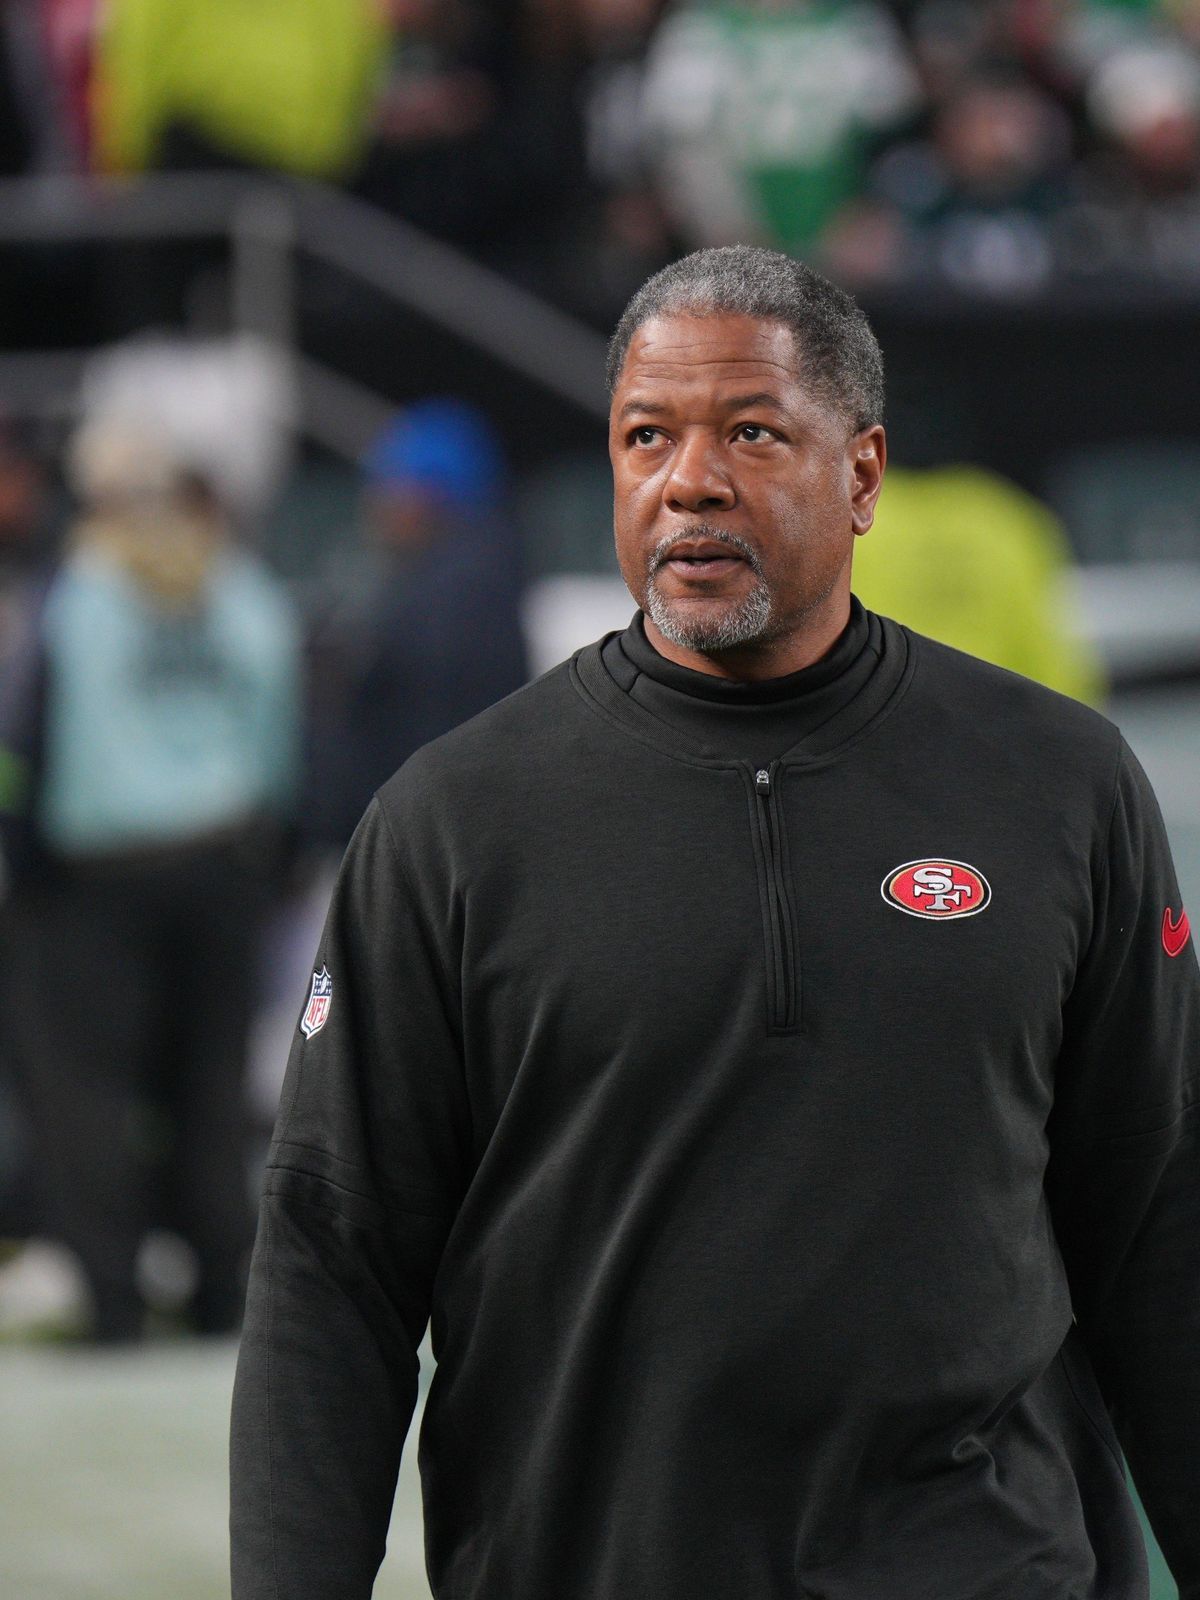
[231,246,1199,1598]
[641,0,919,257]
[302,397,528,853]
[4,423,300,1339]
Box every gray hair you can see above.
[606,245,884,434]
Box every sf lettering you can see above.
[910,865,975,914]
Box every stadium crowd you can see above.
[5,0,1200,325]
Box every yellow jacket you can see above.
[94,0,388,177]
[854,465,1104,705]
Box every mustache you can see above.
[648,524,764,577]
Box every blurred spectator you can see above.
[0,9,36,177]
[303,398,528,851]
[77,335,297,528]
[0,418,55,909]
[1,1,90,175]
[92,0,386,179]
[0,5,99,346]
[1088,37,1200,191]
[850,68,1074,291]
[353,0,506,245]
[1169,0,1200,46]
[0,422,301,1342]
[641,0,920,259]
[567,0,678,319]
[852,463,1104,702]
[42,0,102,170]
[1070,39,1200,271]
[1,0,98,174]
[1018,0,1178,85]
[353,0,598,295]
[0,421,58,1246]
[0,420,55,654]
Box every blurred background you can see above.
[0,0,1197,1595]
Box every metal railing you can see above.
[0,172,610,459]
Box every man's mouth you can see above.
[655,538,749,581]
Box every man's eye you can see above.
[736,424,773,443]
[631,426,662,446]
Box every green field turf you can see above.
[0,1340,432,1599]
[0,1339,1179,1599]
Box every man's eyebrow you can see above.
[615,392,788,423]
[723,392,788,413]
[616,398,669,422]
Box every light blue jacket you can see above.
[39,547,300,855]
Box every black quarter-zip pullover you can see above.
[232,610,1200,1600]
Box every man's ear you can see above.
[850,426,886,536]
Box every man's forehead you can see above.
[610,312,829,426]
[620,312,799,380]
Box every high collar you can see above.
[575,602,913,769]
[618,600,870,704]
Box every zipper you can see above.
[752,763,799,1033]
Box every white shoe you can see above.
[0,1240,90,1336]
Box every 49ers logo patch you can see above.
[883,859,992,921]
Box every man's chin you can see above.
[645,586,773,654]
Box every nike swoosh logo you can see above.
[1163,906,1191,958]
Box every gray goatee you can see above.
[644,525,773,652]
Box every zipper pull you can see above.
[755,768,770,797]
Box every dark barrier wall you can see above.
[868,285,1200,494]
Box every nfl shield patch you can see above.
[300,966,333,1038]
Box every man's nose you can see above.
[663,433,735,515]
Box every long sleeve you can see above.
[1046,739,1200,1595]
[230,795,471,1600]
